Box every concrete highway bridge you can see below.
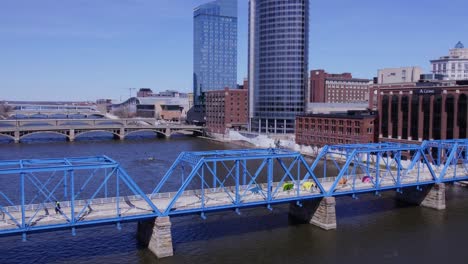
[0,119,204,143]
[0,139,467,258]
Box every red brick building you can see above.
[310,70,370,103]
[296,111,377,147]
[205,88,249,134]
[373,83,468,143]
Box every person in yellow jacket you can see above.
[301,181,316,191]
[55,201,61,215]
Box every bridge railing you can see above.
[1,139,467,238]
[0,156,159,238]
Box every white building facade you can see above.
[377,67,423,84]
[431,41,468,80]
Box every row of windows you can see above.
[260,22,305,29]
[258,79,305,84]
[258,28,305,34]
[260,39,305,45]
[260,34,304,41]
[298,119,368,126]
[259,74,305,78]
[297,126,372,135]
[296,136,371,146]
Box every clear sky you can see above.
[0,0,467,101]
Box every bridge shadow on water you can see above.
[1,186,467,264]
[170,191,427,245]
[0,225,143,264]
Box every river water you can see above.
[0,137,467,264]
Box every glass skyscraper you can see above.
[193,0,237,105]
[249,0,309,134]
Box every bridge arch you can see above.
[20,131,70,140]
[125,129,168,138]
[74,130,121,139]
[0,133,15,141]
[87,114,105,119]
[169,129,203,137]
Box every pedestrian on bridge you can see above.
[55,201,61,214]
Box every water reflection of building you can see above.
[372,82,467,143]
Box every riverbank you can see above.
[198,136,257,149]
[202,130,323,158]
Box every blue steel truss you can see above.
[0,139,467,239]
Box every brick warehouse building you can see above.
[296,111,377,147]
[310,70,370,103]
[371,83,467,143]
[205,88,248,134]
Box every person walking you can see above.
[55,201,61,215]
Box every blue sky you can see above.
[0,0,467,101]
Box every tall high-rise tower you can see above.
[249,0,309,134]
[193,0,238,106]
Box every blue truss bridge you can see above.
[0,139,467,257]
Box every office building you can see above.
[431,41,468,80]
[193,0,237,105]
[248,0,309,134]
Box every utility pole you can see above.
[122,88,137,100]
[128,88,137,98]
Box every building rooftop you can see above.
[455,41,464,49]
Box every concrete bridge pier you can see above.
[289,197,337,230]
[119,128,125,140]
[137,217,174,258]
[69,129,75,142]
[397,183,446,210]
[14,131,20,143]
[165,128,171,137]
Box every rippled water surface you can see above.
[0,137,467,264]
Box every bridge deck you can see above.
[1,167,458,232]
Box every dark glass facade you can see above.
[249,0,309,134]
[193,0,238,105]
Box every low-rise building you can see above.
[296,111,377,147]
[205,88,248,134]
[374,82,468,143]
[377,66,423,84]
[111,92,190,121]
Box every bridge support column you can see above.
[397,183,446,210]
[69,129,75,142]
[165,128,171,138]
[119,128,125,140]
[14,131,20,143]
[137,217,174,258]
[289,197,337,230]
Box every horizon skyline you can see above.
[1,0,467,101]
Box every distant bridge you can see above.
[8,104,102,118]
[0,119,204,143]
[0,139,467,258]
